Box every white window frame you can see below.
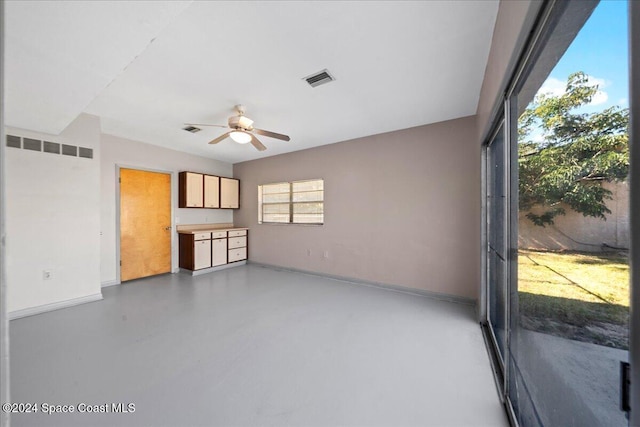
[258,179,324,225]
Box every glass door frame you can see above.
[629,1,639,424]
[482,118,510,399]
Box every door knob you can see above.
[165,226,171,231]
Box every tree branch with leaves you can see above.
[518,72,629,226]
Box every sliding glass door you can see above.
[483,1,636,425]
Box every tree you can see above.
[518,72,629,226]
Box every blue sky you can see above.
[536,0,629,112]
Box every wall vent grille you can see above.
[79,147,93,159]
[6,134,92,160]
[62,144,77,157]
[23,138,41,152]
[303,69,335,88]
[43,141,60,154]
[6,135,21,148]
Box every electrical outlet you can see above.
[323,250,329,259]
[307,249,312,256]
[43,270,52,280]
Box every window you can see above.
[259,179,324,225]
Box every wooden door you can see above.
[120,168,172,281]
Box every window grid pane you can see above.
[262,214,290,223]
[292,190,323,202]
[262,203,290,214]
[263,193,291,203]
[292,180,323,192]
[293,214,323,224]
[262,183,290,194]
[293,202,323,214]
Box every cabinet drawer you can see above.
[228,247,247,262]
[211,231,227,239]
[194,232,211,240]
[228,230,247,237]
[228,236,246,249]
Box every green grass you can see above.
[518,250,630,349]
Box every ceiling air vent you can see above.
[183,125,201,133]
[303,69,335,88]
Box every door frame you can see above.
[116,165,175,284]
[630,1,640,423]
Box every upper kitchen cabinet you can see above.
[204,175,220,208]
[220,177,240,209]
[179,172,239,209]
[179,172,203,208]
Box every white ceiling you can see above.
[5,1,499,164]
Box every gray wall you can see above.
[234,116,480,300]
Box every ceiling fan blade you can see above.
[209,131,232,145]
[249,133,267,151]
[252,128,290,141]
[185,123,229,128]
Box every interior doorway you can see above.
[119,168,172,282]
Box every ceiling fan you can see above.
[186,105,290,151]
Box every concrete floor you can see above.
[10,265,508,426]
[513,329,628,427]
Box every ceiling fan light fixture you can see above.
[230,130,252,144]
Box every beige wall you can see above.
[234,116,480,300]
[519,181,630,251]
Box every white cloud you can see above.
[537,77,566,97]
[536,74,609,106]
[618,98,628,106]
[590,90,608,106]
[531,131,545,143]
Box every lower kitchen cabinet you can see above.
[194,239,212,269]
[227,230,247,263]
[212,238,228,267]
[179,228,247,272]
[228,247,247,263]
[179,232,212,270]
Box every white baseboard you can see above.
[9,292,103,320]
[101,280,120,288]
